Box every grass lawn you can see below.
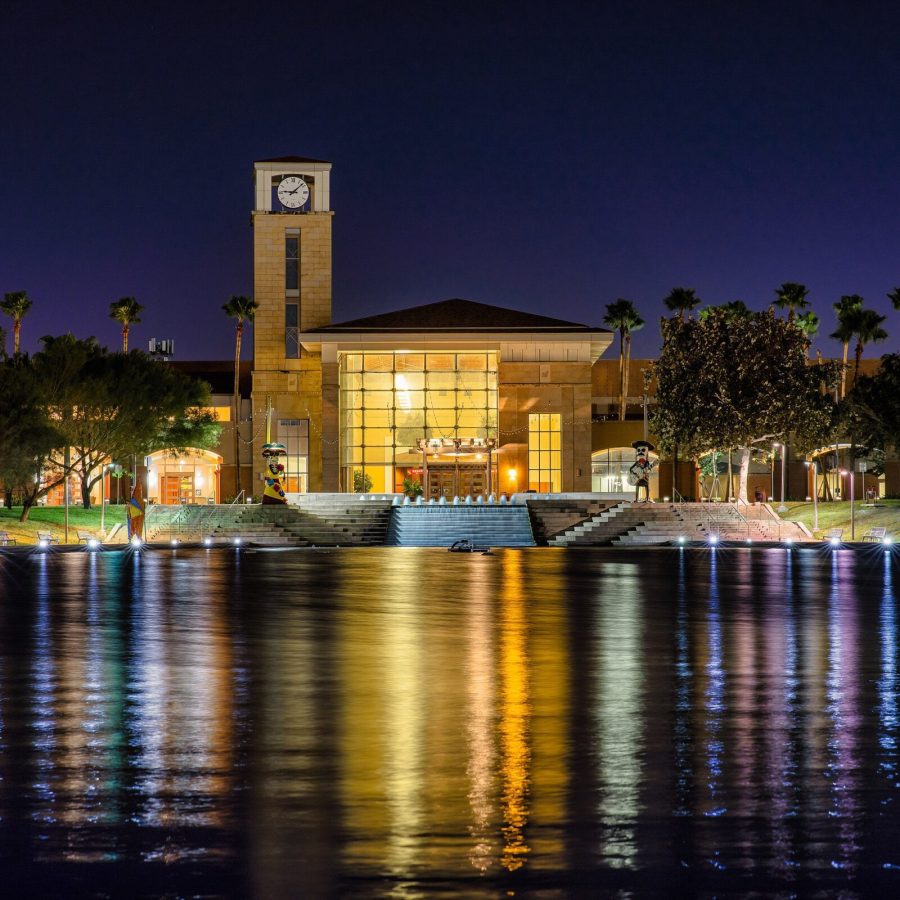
[0,505,128,545]
[780,499,900,540]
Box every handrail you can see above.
[230,490,245,506]
[672,488,686,505]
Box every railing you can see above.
[230,490,245,506]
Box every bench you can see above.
[36,531,60,544]
[76,530,94,543]
[823,528,843,543]
[0,530,16,545]
[863,527,887,542]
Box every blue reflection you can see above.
[878,554,897,776]
[673,551,692,818]
[703,552,726,820]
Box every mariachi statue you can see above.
[628,440,657,503]
[261,442,288,505]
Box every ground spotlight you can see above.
[38,539,49,550]
[829,537,840,547]
[130,535,142,548]
[87,538,99,550]
[677,536,686,545]
[170,539,179,547]
[784,538,794,547]
[233,537,242,546]
[708,534,719,546]
[203,537,212,547]
[884,536,894,546]
[746,538,753,544]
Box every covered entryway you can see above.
[146,448,223,505]
[416,438,497,499]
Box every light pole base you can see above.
[776,504,788,514]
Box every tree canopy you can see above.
[0,335,221,518]
[843,353,900,459]
[652,308,840,501]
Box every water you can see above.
[0,545,898,898]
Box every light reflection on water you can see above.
[0,546,898,897]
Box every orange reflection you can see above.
[499,551,530,871]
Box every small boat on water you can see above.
[448,539,493,555]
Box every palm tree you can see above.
[223,295,259,497]
[603,299,645,421]
[850,307,888,388]
[662,287,701,319]
[1,290,33,354]
[699,300,751,323]
[830,295,863,398]
[888,287,900,311]
[773,282,810,322]
[108,297,144,352]
[795,310,820,339]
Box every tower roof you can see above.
[254,155,332,165]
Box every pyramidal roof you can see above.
[308,298,605,333]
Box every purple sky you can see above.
[2,1,898,361]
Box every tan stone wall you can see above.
[251,208,332,492]
[251,359,325,491]
[498,361,592,492]
[252,211,332,370]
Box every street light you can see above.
[805,459,818,532]
[776,442,787,514]
[840,468,856,540]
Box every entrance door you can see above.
[458,466,486,497]
[161,474,194,504]
[428,468,455,500]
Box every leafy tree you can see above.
[602,298,644,421]
[0,358,64,518]
[1,290,33,354]
[652,308,840,502]
[699,300,752,322]
[843,353,900,458]
[222,295,259,496]
[850,307,888,387]
[109,296,144,352]
[25,335,220,512]
[795,310,820,337]
[773,282,810,322]
[353,469,373,493]
[830,294,863,398]
[889,287,900,311]
[662,287,701,319]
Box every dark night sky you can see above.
[2,0,898,360]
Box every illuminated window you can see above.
[528,413,561,492]
[199,406,232,422]
[339,351,498,493]
[278,418,309,493]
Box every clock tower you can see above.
[251,156,336,492]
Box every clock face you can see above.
[277,175,310,209]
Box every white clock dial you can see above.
[277,175,310,209]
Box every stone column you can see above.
[321,360,340,492]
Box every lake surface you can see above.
[0,545,898,898]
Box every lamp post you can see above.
[777,442,787,513]
[771,443,776,503]
[100,464,106,536]
[805,459,818,532]
[840,468,855,540]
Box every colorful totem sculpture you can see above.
[629,440,657,503]
[261,442,288,505]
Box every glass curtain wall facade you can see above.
[528,413,562,492]
[592,448,659,495]
[340,351,498,493]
